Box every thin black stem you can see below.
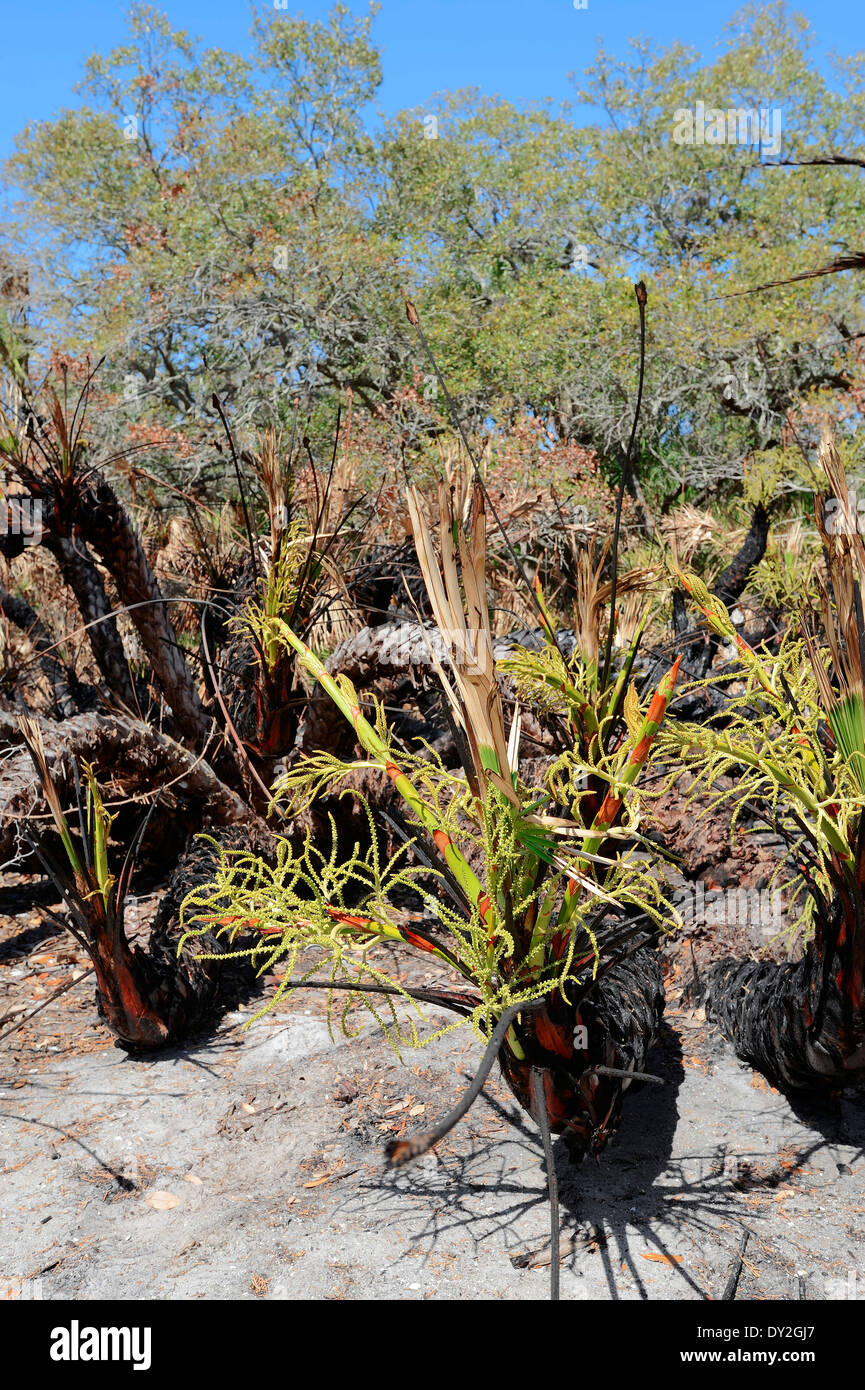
[589,1065,664,1085]
[600,281,647,695]
[0,967,95,1046]
[721,1228,750,1301]
[16,595,233,674]
[280,978,480,1017]
[531,1066,560,1302]
[212,393,260,585]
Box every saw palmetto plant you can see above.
[654,431,865,1090]
[173,287,686,1295]
[179,471,681,1171]
[175,285,683,1300]
[0,363,211,744]
[17,717,219,1050]
[213,414,369,790]
[746,518,822,615]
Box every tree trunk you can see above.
[0,709,260,865]
[712,503,770,607]
[74,477,208,745]
[45,533,138,709]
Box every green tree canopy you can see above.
[3,0,863,497]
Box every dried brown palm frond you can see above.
[16,719,218,1049]
[490,569,537,636]
[407,478,518,805]
[302,556,362,653]
[571,535,656,674]
[660,503,716,565]
[151,516,201,581]
[614,590,648,651]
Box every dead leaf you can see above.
[750,1073,778,1094]
[408,1104,425,1117]
[301,1166,357,1189]
[145,1190,179,1211]
[641,1252,683,1265]
[241,1102,256,1115]
[183,1173,203,1186]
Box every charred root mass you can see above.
[89,926,219,1052]
[89,825,279,1054]
[498,944,665,1159]
[706,895,865,1091]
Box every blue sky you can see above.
[0,0,861,160]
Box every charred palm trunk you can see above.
[672,502,770,685]
[706,890,865,1091]
[77,826,276,1053]
[8,712,270,1051]
[87,923,215,1051]
[89,910,241,1053]
[498,943,665,1158]
[45,532,138,710]
[72,477,209,746]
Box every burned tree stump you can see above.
[706,892,865,1091]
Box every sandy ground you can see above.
[2,888,864,1303]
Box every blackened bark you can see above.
[45,533,137,709]
[0,709,261,866]
[706,893,865,1091]
[672,502,771,686]
[102,823,286,1050]
[295,620,551,760]
[713,503,770,607]
[74,476,207,745]
[296,620,444,758]
[498,942,665,1159]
